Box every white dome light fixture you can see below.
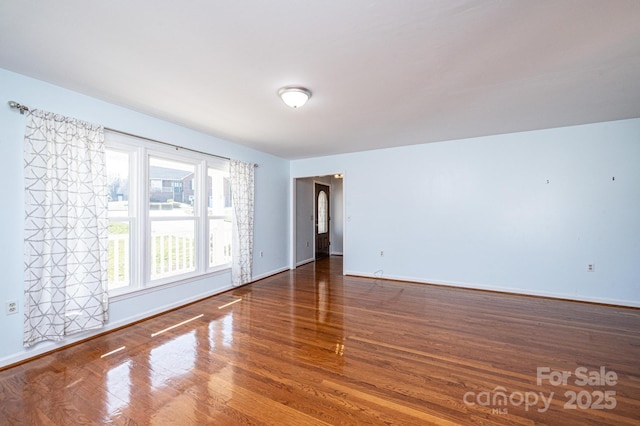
[278,86,311,108]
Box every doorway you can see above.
[293,175,344,268]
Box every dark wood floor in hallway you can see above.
[1,256,639,425]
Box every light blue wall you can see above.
[291,119,640,307]
[295,178,315,264]
[0,68,290,366]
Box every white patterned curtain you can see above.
[230,160,254,286]
[23,110,109,347]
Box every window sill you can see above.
[109,266,231,303]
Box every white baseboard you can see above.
[251,267,289,281]
[296,257,315,267]
[344,270,640,309]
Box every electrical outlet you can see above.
[380,250,384,257]
[6,300,18,315]
[587,263,595,272]
[260,251,264,258]
[306,241,310,247]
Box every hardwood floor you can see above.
[1,256,639,425]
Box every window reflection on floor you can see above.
[106,360,131,414]
[209,312,234,350]
[222,314,234,348]
[149,331,196,389]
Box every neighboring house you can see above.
[149,166,194,203]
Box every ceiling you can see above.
[1,1,640,159]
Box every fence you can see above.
[150,234,196,279]
[109,234,129,288]
[108,229,231,287]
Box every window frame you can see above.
[105,131,231,298]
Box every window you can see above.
[318,190,328,234]
[105,131,230,295]
[208,168,232,267]
[106,149,132,290]
[149,157,196,280]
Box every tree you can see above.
[108,176,128,201]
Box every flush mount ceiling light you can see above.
[278,86,311,108]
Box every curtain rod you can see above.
[7,100,258,167]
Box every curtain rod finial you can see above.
[8,100,29,114]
